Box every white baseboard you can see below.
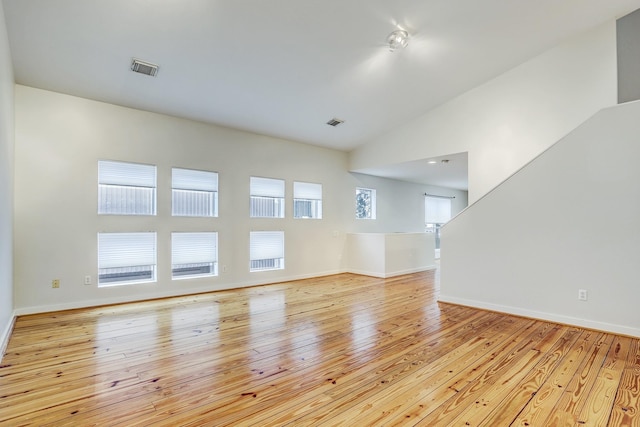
[346,265,436,279]
[438,294,640,338]
[14,269,347,316]
[0,312,16,362]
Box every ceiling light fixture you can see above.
[387,29,409,52]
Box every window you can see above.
[98,160,156,215]
[355,187,376,219]
[425,196,451,225]
[250,231,284,272]
[425,196,452,252]
[172,168,218,217]
[250,177,285,218]
[172,232,218,279]
[293,181,322,219]
[98,232,156,286]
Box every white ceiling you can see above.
[4,0,640,190]
[355,152,468,190]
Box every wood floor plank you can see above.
[129,306,487,426]
[509,330,606,426]
[540,332,615,426]
[412,322,566,426]
[576,335,633,426]
[608,338,640,427]
[1,270,638,426]
[270,316,534,427]
[458,326,583,426]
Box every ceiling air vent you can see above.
[326,118,344,127]
[131,59,159,77]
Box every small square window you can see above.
[293,181,322,219]
[172,232,218,279]
[356,187,376,219]
[250,231,284,272]
[250,177,285,218]
[98,160,156,215]
[98,232,156,286]
[172,168,219,217]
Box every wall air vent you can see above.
[326,118,344,127]
[131,59,159,77]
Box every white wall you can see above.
[0,1,15,355]
[13,86,449,314]
[346,232,436,278]
[347,173,468,232]
[350,21,617,203]
[440,100,640,338]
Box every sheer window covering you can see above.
[98,160,157,215]
[250,231,284,271]
[97,232,157,286]
[171,232,218,278]
[425,196,452,224]
[172,168,219,217]
[250,177,285,218]
[293,181,322,219]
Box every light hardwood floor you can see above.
[1,270,639,426]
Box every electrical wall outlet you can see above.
[578,289,588,301]
[52,279,60,288]
[84,275,92,285]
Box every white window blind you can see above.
[171,232,218,279]
[293,182,321,200]
[425,196,452,224]
[97,232,156,286]
[293,181,322,219]
[98,160,157,215]
[172,168,219,217]
[250,177,285,218]
[250,231,284,272]
[250,177,284,197]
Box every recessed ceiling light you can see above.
[427,160,437,164]
[441,159,450,164]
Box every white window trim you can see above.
[355,187,377,220]
[171,232,218,280]
[293,181,322,219]
[249,231,285,272]
[172,167,219,217]
[98,160,157,216]
[250,176,285,218]
[97,232,157,287]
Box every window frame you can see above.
[250,176,285,218]
[97,160,157,216]
[249,231,285,272]
[97,232,157,287]
[355,187,377,220]
[171,232,218,280]
[293,181,322,219]
[172,167,219,217]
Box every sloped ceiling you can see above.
[3,0,640,190]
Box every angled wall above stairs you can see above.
[440,100,640,337]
